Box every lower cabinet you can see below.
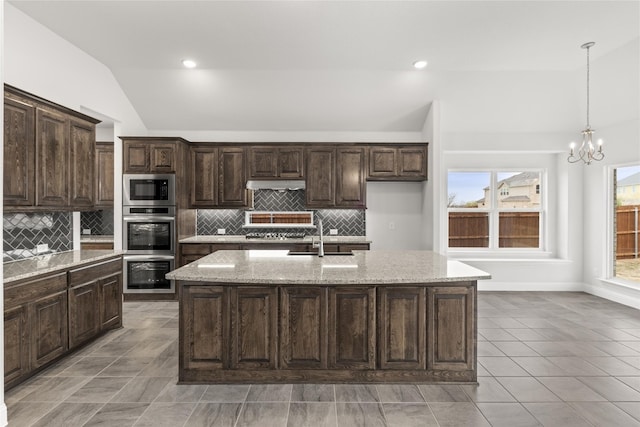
[181,282,475,383]
[4,256,122,389]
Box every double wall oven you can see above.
[123,174,176,294]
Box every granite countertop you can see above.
[167,250,490,285]
[80,235,114,243]
[179,235,371,244]
[4,250,124,284]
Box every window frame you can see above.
[447,168,546,253]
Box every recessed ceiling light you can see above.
[182,59,197,69]
[413,60,428,70]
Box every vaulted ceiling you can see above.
[8,1,640,132]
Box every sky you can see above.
[448,165,640,207]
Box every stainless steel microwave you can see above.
[123,174,175,206]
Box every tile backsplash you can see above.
[3,212,73,261]
[81,210,114,235]
[197,190,365,236]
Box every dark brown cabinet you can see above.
[122,138,178,173]
[428,285,475,371]
[368,145,427,181]
[190,147,218,207]
[3,305,29,385]
[182,285,227,370]
[378,287,426,369]
[328,287,376,369]
[4,271,69,389]
[230,287,278,369]
[3,96,35,207]
[219,147,249,207]
[69,258,122,349]
[249,146,304,179]
[4,256,122,389]
[94,142,114,207]
[305,147,335,208]
[306,146,366,208]
[31,289,68,369]
[189,145,250,208]
[4,85,99,211]
[336,146,366,208]
[280,287,326,369]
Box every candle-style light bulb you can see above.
[569,142,576,156]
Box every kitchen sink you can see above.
[287,251,353,256]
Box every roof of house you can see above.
[484,172,539,190]
[618,171,640,187]
[501,195,531,202]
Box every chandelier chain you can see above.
[586,44,590,128]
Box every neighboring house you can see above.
[617,171,640,206]
[478,172,541,208]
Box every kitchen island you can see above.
[167,250,490,384]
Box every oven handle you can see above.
[123,255,175,261]
[123,216,176,222]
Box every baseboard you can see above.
[0,401,7,427]
[478,281,585,292]
[584,281,640,310]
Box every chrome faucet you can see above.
[313,218,324,257]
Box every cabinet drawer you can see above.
[68,258,121,286]
[4,273,67,309]
[180,244,213,255]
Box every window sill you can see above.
[598,277,640,291]
[446,250,566,263]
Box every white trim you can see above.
[478,281,585,292]
[585,280,640,310]
[0,403,6,427]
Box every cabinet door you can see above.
[249,147,278,178]
[278,147,304,178]
[280,287,326,369]
[328,287,375,369]
[69,118,95,208]
[230,287,277,369]
[218,147,248,207]
[68,282,100,349]
[99,274,122,331]
[123,142,149,173]
[428,286,475,371]
[36,108,69,207]
[150,143,176,173]
[4,305,29,385]
[4,97,35,207]
[306,147,335,208]
[31,290,68,369]
[336,147,366,208]
[182,286,227,370]
[338,244,370,252]
[368,146,397,179]
[191,147,218,207]
[378,287,426,370]
[95,142,114,207]
[398,146,427,179]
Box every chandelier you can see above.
[568,42,604,165]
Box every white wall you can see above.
[1,0,7,423]
[366,181,426,250]
[4,4,146,135]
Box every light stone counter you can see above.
[80,235,114,244]
[167,249,490,285]
[179,235,371,245]
[4,250,124,284]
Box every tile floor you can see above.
[5,291,640,426]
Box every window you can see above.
[614,165,640,283]
[448,170,543,249]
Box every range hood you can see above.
[246,180,306,191]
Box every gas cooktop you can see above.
[245,232,306,240]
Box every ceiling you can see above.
[7,0,640,132]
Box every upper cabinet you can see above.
[94,142,114,208]
[4,85,99,212]
[122,138,179,173]
[306,145,366,209]
[367,145,428,181]
[189,145,251,209]
[249,146,304,179]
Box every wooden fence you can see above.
[448,211,539,248]
[617,205,640,259]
